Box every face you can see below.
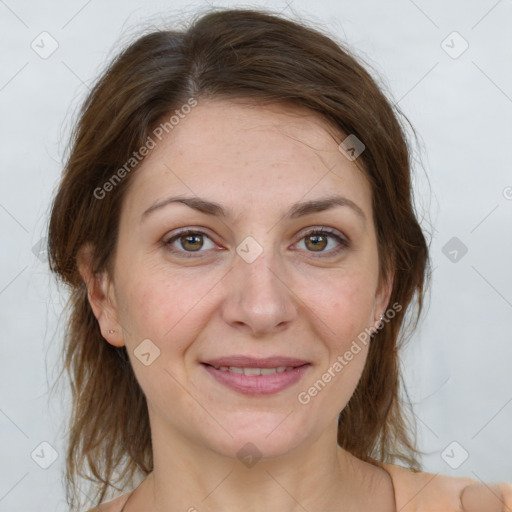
[83,99,391,460]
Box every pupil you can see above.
[184,234,202,251]
[308,235,326,251]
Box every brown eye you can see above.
[180,233,204,251]
[296,229,349,257]
[164,230,216,258]
[163,227,349,259]
[305,233,328,252]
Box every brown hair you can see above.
[48,6,430,511]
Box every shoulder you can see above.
[382,463,512,512]
[83,489,134,512]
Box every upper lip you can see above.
[202,356,310,368]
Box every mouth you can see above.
[200,356,311,396]
[204,364,300,375]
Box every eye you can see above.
[294,228,349,257]
[163,229,217,258]
[163,227,349,259]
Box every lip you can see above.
[201,355,309,368]
[201,357,311,396]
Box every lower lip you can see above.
[202,363,310,396]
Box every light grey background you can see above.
[1,0,511,510]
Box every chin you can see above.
[203,413,307,461]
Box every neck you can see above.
[124,428,371,512]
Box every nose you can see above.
[220,246,298,338]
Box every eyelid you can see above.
[292,227,349,257]
[162,227,220,257]
[295,226,349,244]
[162,226,350,258]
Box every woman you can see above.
[47,7,511,512]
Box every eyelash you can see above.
[162,227,349,259]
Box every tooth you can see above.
[243,367,261,376]
[211,365,297,374]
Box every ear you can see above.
[371,270,394,331]
[76,244,125,347]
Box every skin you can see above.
[79,99,396,512]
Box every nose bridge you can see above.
[222,236,296,334]
[237,240,285,305]
[240,242,281,294]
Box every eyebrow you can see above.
[141,194,366,223]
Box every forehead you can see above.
[121,99,372,222]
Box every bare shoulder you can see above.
[83,490,134,512]
[382,462,475,511]
[382,463,512,512]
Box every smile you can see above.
[208,365,296,375]
[202,362,310,395]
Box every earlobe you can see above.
[373,272,394,328]
[76,244,125,347]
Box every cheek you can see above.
[299,279,373,415]
[116,266,217,350]
[315,271,376,342]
